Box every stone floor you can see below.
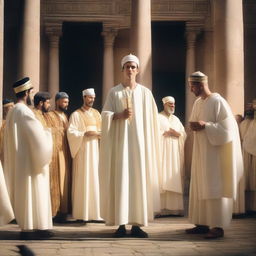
[0,215,256,256]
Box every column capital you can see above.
[185,22,202,48]
[101,26,118,48]
[45,22,62,37]
[45,22,62,48]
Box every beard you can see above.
[166,106,175,115]
[245,110,254,119]
[85,102,93,107]
[58,105,68,112]
[26,95,33,106]
[42,105,50,113]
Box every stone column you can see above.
[185,23,200,123]
[184,23,200,197]
[0,0,3,122]
[19,0,40,92]
[101,26,117,104]
[213,0,244,114]
[46,24,62,99]
[130,0,152,89]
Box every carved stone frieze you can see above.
[42,0,211,24]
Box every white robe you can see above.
[158,112,186,212]
[243,119,256,210]
[99,83,161,226]
[189,93,243,228]
[0,161,14,226]
[4,103,53,230]
[67,109,101,221]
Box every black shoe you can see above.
[131,226,148,238]
[185,225,209,234]
[113,225,126,238]
[204,227,224,239]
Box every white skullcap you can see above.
[121,54,140,68]
[162,96,175,104]
[188,71,208,83]
[82,88,95,97]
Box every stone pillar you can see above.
[203,28,214,91]
[184,23,200,198]
[0,0,3,122]
[46,24,62,100]
[130,0,152,89]
[213,0,244,114]
[185,23,200,123]
[101,26,117,104]
[19,0,40,93]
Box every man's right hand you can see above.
[113,108,132,120]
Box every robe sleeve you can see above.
[143,89,161,211]
[99,90,115,213]
[20,110,52,173]
[243,120,256,156]
[67,112,85,158]
[204,98,235,146]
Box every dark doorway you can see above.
[60,22,103,114]
[152,22,186,123]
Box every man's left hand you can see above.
[190,121,206,131]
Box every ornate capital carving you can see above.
[45,22,62,35]
[101,25,118,47]
[185,21,202,48]
[45,22,62,48]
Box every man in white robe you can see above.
[186,71,243,239]
[243,99,256,211]
[0,100,14,226]
[159,96,186,215]
[0,161,14,226]
[233,114,245,215]
[99,54,161,238]
[67,88,101,222]
[4,77,53,239]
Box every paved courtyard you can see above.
[0,215,255,256]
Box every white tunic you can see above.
[99,84,161,226]
[189,93,243,228]
[0,161,14,226]
[158,112,186,212]
[4,103,53,230]
[67,108,101,221]
[243,119,256,210]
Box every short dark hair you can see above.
[34,92,51,107]
[15,88,32,99]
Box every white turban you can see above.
[82,88,95,97]
[121,54,140,68]
[188,71,208,83]
[162,96,175,104]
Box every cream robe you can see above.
[0,161,14,226]
[4,103,53,230]
[243,119,256,210]
[99,84,161,226]
[67,108,101,221]
[159,112,186,212]
[189,93,243,228]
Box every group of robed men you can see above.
[0,53,248,240]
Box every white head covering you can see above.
[82,88,95,97]
[162,96,175,104]
[121,54,140,68]
[188,71,208,83]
